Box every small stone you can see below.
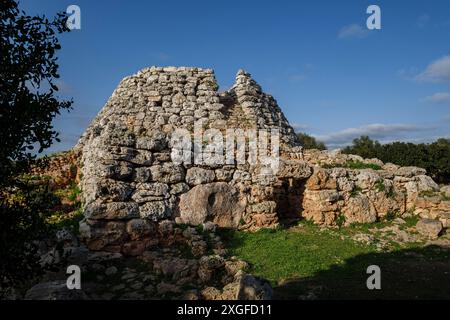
[105,266,118,276]
[101,292,115,300]
[112,284,126,292]
[121,273,136,280]
[202,221,217,233]
[130,282,143,290]
[156,282,181,295]
[393,218,406,225]
[438,212,450,228]
[91,263,104,271]
[144,284,155,293]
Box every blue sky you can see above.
[21,0,450,151]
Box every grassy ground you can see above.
[219,220,450,299]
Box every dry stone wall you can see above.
[76,66,449,255]
[76,67,308,254]
[301,149,450,226]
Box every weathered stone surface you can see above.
[442,186,450,198]
[277,159,312,179]
[150,163,185,184]
[131,183,169,203]
[140,201,172,221]
[343,195,377,224]
[438,212,450,228]
[198,255,225,282]
[179,182,246,227]
[25,281,88,300]
[416,219,443,238]
[85,202,140,220]
[185,167,215,186]
[220,271,273,300]
[126,219,155,240]
[396,166,427,178]
[80,220,126,251]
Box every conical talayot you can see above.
[76,66,308,254]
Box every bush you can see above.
[297,132,327,150]
[0,180,58,297]
[0,0,71,297]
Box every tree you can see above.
[342,136,450,184]
[297,132,327,150]
[0,0,72,183]
[0,0,71,296]
[342,136,381,159]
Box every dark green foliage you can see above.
[383,211,397,221]
[0,0,71,296]
[297,132,327,150]
[343,136,450,183]
[335,214,346,228]
[0,180,57,297]
[0,0,72,183]
[342,136,381,159]
[350,186,362,197]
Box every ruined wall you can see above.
[76,66,449,255]
[301,149,450,226]
[76,67,309,254]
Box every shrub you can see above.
[350,186,363,197]
[297,132,327,150]
[375,180,386,192]
[344,160,382,170]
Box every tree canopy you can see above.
[297,132,327,150]
[0,0,72,183]
[0,0,71,296]
[342,136,450,184]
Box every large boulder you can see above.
[179,182,246,227]
[416,219,443,238]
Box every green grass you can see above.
[219,218,450,299]
[374,180,385,192]
[219,224,376,284]
[48,208,84,235]
[323,160,382,171]
[350,186,363,197]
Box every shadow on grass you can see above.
[274,245,450,300]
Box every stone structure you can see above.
[301,149,450,226]
[76,67,308,254]
[76,66,449,255]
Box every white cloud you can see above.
[55,79,74,95]
[288,74,307,82]
[338,24,369,39]
[151,52,170,61]
[415,55,450,82]
[315,123,434,148]
[417,14,430,28]
[291,123,309,132]
[423,92,450,104]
